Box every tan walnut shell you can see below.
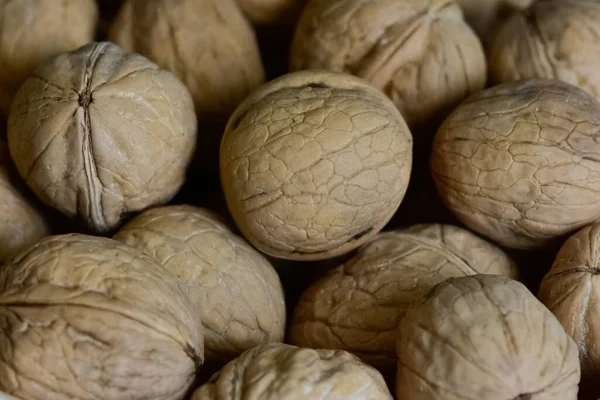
[397,274,580,400]
[431,79,600,250]
[191,343,393,400]
[290,0,486,127]
[0,0,98,115]
[7,41,197,234]
[113,205,286,363]
[489,0,600,103]
[109,0,265,119]
[220,70,413,261]
[235,0,307,25]
[0,234,204,400]
[289,224,517,372]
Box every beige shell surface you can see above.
[431,79,600,250]
[113,205,286,362]
[0,0,98,115]
[290,0,486,127]
[397,274,580,400]
[289,224,517,371]
[7,41,197,234]
[0,234,204,400]
[109,0,264,119]
[220,70,413,261]
[191,343,393,400]
[456,0,534,42]
[235,0,307,24]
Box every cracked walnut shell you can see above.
[397,274,580,400]
[0,234,204,400]
[220,70,413,261]
[7,41,197,234]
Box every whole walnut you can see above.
[113,205,286,363]
[489,0,600,102]
[109,0,265,119]
[0,234,204,400]
[431,79,600,250]
[0,0,98,115]
[289,224,517,373]
[235,0,307,25]
[191,343,393,400]
[290,0,486,128]
[397,274,580,399]
[7,41,197,234]
[220,70,413,261]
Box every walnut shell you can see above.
[290,0,486,127]
[397,274,580,400]
[489,0,600,103]
[7,41,197,234]
[109,0,265,119]
[456,0,534,42]
[113,205,286,363]
[431,79,600,250]
[191,343,393,400]
[235,0,307,24]
[220,70,413,261]
[0,0,98,115]
[0,234,204,400]
[289,224,517,372]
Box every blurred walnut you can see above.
[236,0,307,25]
[220,70,413,261]
[397,274,580,399]
[8,42,197,234]
[456,0,534,42]
[290,0,486,127]
[0,234,203,400]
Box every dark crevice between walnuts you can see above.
[513,394,532,400]
[307,82,329,89]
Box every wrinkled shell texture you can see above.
[109,0,265,118]
[397,275,580,400]
[456,0,534,42]
[8,42,197,234]
[431,79,600,250]
[489,0,600,103]
[220,71,413,261]
[192,343,393,400]
[290,0,486,127]
[236,0,306,24]
[290,224,517,370]
[0,0,98,115]
[113,205,286,362]
[0,234,204,400]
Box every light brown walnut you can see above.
[235,0,307,25]
[0,234,204,400]
[397,274,580,400]
[220,70,413,261]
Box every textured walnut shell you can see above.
[235,0,307,24]
[191,343,393,400]
[290,0,486,127]
[289,224,517,372]
[109,0,265,118]
[397,274,580,400]
[220,70,413,261]
[0,234,204,400]
[7,41,197,234]
[0,0,98,115]
[489,0,600,103]
[431,79,600,250]
[113,205,286,362]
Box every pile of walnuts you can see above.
[1,0,600,399]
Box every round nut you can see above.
[289,224,517,371]
[0,234,204,400]
[220,70,413,261]
[113,205,286,362]
[0,0,98,115]
[397,274,580,400]
[109,0,265,118]
[431,79,600,250]
[7,41,197,234]
[290,0,486,127]
[236,0,307,25]
[456,0,534,42]
[191,343,393,400]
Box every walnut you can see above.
[235,0,307,25]
[220,70,413,261]
[0,234,204,400]
[7,42,197,234]
[397,274,580,399]
[290,0,486,127]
